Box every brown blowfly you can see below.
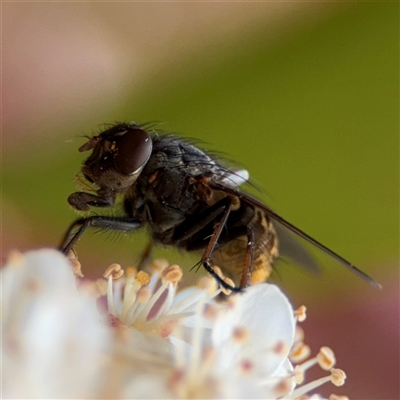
[60,122,381,292]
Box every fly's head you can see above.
[68,123,153,211]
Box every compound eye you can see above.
[114,128,152,175]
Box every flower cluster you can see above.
[2,249,348,399]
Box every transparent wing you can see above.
[208,177,381,289]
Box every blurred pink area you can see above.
[303,274,399,399]
[3,2,331,147]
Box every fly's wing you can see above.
[213,168,249,188]
[207,176,381,289]
[213,169,319,273]
[273,222,320,273]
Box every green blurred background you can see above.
[3,3,398,399]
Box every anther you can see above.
[197,277,216,291]
[221,277,235,295]
[125,266,137,278]
[295,305,307,322]
[162,264,183,284]
[290,341,311,363]
[66,249,84,278]
[293,365,304,384]
[151,258,169,273]
[330,368,346,386]
[317,347,336,370]
[135,270,150,286]
[329,394,349,400]
[294,326,305,343]
[103,263,124,280]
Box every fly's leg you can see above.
[173,197,232,243]
[172,196,239,292]
[60,216,143,254]
[199,198,242,292]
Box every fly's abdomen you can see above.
[249,209,279,284]
[213,208,279,287]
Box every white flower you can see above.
[1,249,348,399]
[2,249,110,398]
[123,283,297,399]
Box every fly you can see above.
[60,122,381,291]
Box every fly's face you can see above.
[79,124,153,193]
[67,124,153,212]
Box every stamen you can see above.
[172,325,186,369]
[286,376,332,399]
[330,368,346,386]
[151,258,169,273]
[212,265,235,295]
[317,347,336,371]
[106,276,116,316]
[197,276,214,289]
[221,277,234,295]
[294,326,305,343]
[103,263,124,280]
[136,286,151,304]
[197,277,220,296]
[121,268,140,318]
[286,368,347,399]
[67,251,84,278]
[293,365,305,384]
[290,341,311,363]
[329,394,349,400]
[298,347,336,372]
[125,266,137,278]
[123,287,151,326]
[187,291,209,382]
[213,265,223,277]
[95,279,108,296]
[162,264,183,285]
[135,281,170,323]
[135,270,150,286]
[295,305,307,322]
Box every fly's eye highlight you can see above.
[113,128,152,175]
